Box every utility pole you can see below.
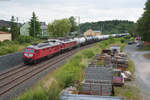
[101,24,104,34]
[33,19,35,41]
[78,16,80,35]
[16,17,19,37]
[75,16,81,48]
[101,24,103,34]
[78,16,80,48]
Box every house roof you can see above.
[110,44,120,47]
[93,30,101,33]
[0,31,10,34]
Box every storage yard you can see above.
[60,43,133,100]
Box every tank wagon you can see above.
[23,34,128,64]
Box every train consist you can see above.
[23,33,129,64]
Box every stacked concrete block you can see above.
[81,67,113,96]
[85,67,113,81]
[104,55,112,66]
[85,79,111,84]
[112,55,128,71]
[118,52,127,57]
[81,82,112,96]
[117,59,128,65]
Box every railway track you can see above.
[0,44,94,97]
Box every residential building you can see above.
[20,22,30,36]
[84,29,101,36]
[20,22,48,36]
[0,31,11,41]
[40,22,48,36]
[93,30,102,36]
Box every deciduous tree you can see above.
[69,16,78,32]
[137,0,150,41]
[47,18,72,37]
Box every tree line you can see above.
[1,12,140,41]
[8,12,79,40]
[136,0,150,41]
[80,20,135,35]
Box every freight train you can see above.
[23,33,129,64]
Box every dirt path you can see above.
[124,44,150,100]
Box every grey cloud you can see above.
[0,0,146,22]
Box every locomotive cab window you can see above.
[25,49,29,52]
[30,49,34,53]
[25,49,34,53]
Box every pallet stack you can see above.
[81,67,113,96]
[60,44,129,100]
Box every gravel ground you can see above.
[124,44,150,100]
[0,53,72,100]
[0,52,23,72]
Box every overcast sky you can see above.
[0,0,147,23]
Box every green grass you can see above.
[143,53,150,59]
[96,59,104,66]
[16,38,128,100]
[127,59,135,75]
[138,45,150,51]
[114,85,141,100]
[120,43,126,52]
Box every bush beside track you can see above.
[16,38,127,100]
[0,36,42,56]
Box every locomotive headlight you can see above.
[24,53,28,57]
[24,53,33,57]
[28,54,33,57]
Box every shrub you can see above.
[2,40,15,45]
[32,88,47,100]
[120,37,125,43]
[47,81,61,100]
[108,36,115,43]
[127,59,135,75]
[17,36,34,44]
[3,39,10,43]
[0,41,2,46]
[81,49,94,58]
[0,45,18,55]
[17,87,47,100]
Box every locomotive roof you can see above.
[27,41,60,50]
[48,39,76,43]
